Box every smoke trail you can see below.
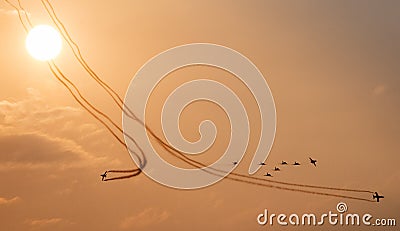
[50,63,147,167]
[4,0,28,32]
[46,62,141,170]
[41,0,147,170]
[17,0,31,27]
[6,1,143,164]
[12,0,147,168]
[41,0,137,120]
[104,168,142,181]
[9,0,146,169]
[234,173,374,194]
[104,170,142,181]
[227,177,374,203]
[107,169,141,173]
[13,0,145,178]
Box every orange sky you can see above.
[0,1,399,230]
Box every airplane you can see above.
[264,173,272,177]
[233,161,238,166]
[274,167,280,171]
[281,161,288,165]
[100,171,107,181]
[293,161,301,166]
[259,162,266,166]
[373,192,384,202]
[309,157,317,167]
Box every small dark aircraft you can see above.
[233,161,238,166]
[293,161,301,166]
[281,161,288,165]
[309,157,317,167]
[259,162,266,166]
[274,167,280,171]
[264,173,272,177]
[100,171,107,181]
[373,192,384,202]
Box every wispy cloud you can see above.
[0,8,30,16]
[0,196,21,205]
[25,217,63,227]
[372,84,386,96]
[0,8,17,16]
[120,208,170,230]
[0,88,116,171]
[0,88,111,149]
[0,132,108,171]
[0,88,82,129]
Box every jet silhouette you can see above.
[232,161,238,166]
[100,171,107,181]
[264,172,272,177]
[293,161,300,166]
[281,161,288,165]
[259,162,266,166]
[373,192,384,202]
[309,157,317,167]
[274,167,280,171]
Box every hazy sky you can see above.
[0,1,399,230]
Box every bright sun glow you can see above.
[26,25,62,61]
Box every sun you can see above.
[26,25,62,61]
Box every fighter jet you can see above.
[264,172,272,177]
[309,157,317,167]
[233,161,238,166]
[293,161,301,166]
[100,171,107,181]
[259,162,266,166]
[274,167,280,171]
[281,161,288,165]
[373,192,384,202]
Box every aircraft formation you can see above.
[259,157,318,178]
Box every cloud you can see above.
[0,88,114,152]
[0,196,21,205]
[120,208,170,230]
[372,84,386,96]
[0,8,17,16]
[0,88,117,171]
[25,218,63,227]
[0,7,30,16]
[0,131,107,171]
[0,88,82,130]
